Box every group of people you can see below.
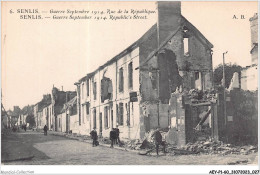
[90,127,166,155]
[89,127,121,148]
[43,124,165,155]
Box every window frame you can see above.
[128,62,133,89]
[119,67,124,93]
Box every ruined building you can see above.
[74,1,213,140]
[241,13,258,91]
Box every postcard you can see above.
[1,1,258,174]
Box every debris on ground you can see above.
[178,140,258,155]
[47,129,257,157]
[124,128,257,156]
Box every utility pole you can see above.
[222,51,228,126]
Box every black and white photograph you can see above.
[1,1,259,174]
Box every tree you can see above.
[213,63,242,88]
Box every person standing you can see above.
[110,129,117,148]
[90,128,98,147]
[43,125,48,136]
[153,128,166,156]
[115,124,121,145]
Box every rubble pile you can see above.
[125,129,170,150]
[125,129,257,156]
[184,89,216,102]
[178,140,258,155]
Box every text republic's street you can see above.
[2,131,258,165]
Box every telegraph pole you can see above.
[223,51,228,125]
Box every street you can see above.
[1,131,258,165]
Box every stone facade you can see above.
[241,13,258,91]
[74,1,213,140]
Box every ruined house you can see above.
[241,13,258,91]
[74,1,213,140]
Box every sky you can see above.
[1,1,258,110]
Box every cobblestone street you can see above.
[1,131,258,165]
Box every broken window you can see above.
[184,37,189,56]
[118,103,124,126]
[128,62,133,89]
[93,108,96,129]
[195,72,202,90]
[101,77,112,103]
[87,79,89,97]
[104,106,108,128]
[93,82,97,100]
[195,72,200,80]
[158,49,182,102]
[119,68,124,92]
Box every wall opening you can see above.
[119,68,124,92]
[128,62,133,89]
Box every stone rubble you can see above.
[124,129,258,156]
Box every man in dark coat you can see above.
[153,128,166,155]
[114,127,121,145]
[43,125,48,136]
[90,128,98,147]
[110,129,117,148]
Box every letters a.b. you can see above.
[233,15,245,19]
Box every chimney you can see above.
[156,1,181,46]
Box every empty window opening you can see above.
[184,38,189,56]
[128,62,133,89]
[195,72,200,80]
[93,82,97,100]
[87,79,89,96]
[101,77,113,103]
[104,106,109,128]
[119,68,124,92]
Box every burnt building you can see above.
[74,1,213,140]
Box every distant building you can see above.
[74,1,213,139]
[56,96,77,133]
[18,105,33,127]
[34,94,52,129]
[51,87,76,131]
[241,13,258,91]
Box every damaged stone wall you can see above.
[163,24,213,91]
[167,93,186,147]
[139,27,158,102]
[158,49,182,102]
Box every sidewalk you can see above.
[1,131,34,162]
